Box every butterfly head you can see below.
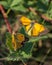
[12,32,29,51]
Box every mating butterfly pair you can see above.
[12,16,48,51]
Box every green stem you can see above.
[20,58,27,65]
[7,8,11,15]
[28,33,52,43]
[28,33,52,53]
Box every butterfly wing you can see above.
[12,33,17,51]
[25,24,32,36]
[16,33,25,43]
[20,16,31,25]
[12,33,25,51]
[16,33,25,49]
[20,16,32,36]
[32,23,45,36]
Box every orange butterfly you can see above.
[12,32,25,51]
[19,16,48,36]
[12,32,29,51]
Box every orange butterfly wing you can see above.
[32,23,45,36]
[12,33,25,51]
[20,16,31,25]
[12,33,17,51]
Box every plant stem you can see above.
[28,33,52,43]
[20,59,27,65]
[0,57,7,61]
[0,5,12,33]
[29,7,52,24]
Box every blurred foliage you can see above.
[0,0,52,65]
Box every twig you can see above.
[0,5,12,33]
[0,57,7,61]
[29,7,52,24]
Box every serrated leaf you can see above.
[21,51,32,58]
[7,42,33,61]
[20,42,33,54]
[6,32,14,51]
[7,52,20,61]
[10,0,22,7]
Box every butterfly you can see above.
[12,32,29,51]
[19,16,48,36]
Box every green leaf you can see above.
[0,1,8,8]
[33,0,48,12]
[10,0,22,7]
[20,42,33,54]
[6,0,13,5]
[46,2,52,19]
[42,0,49,6]
[6,42,33,61]
[21,51,32,58]
[11,5,27,12]
[19,27,27,36]
[6,32,14,51]
[7,52,20,61]
[28,1,34,6]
